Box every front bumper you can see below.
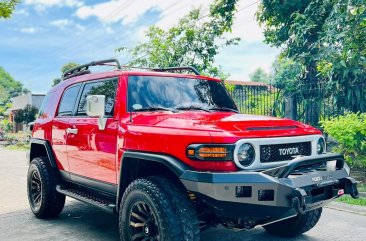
[180,153,358,224]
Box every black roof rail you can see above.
[152,66,200,75]
[62,58,122,80]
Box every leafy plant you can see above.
[118,0,239,79]
[0,0,19,19]
[321,113,366,168]
[0,119,12,133]
[13,105,38,124]
[4,131,31,146]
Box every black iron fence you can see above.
[228,81,366,126]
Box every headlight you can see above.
[237,143,255,166]
[317,137,326,154]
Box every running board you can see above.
[56,185,116,214]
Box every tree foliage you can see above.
[119,0,240,79]
[0,0,19,19]
[271,57,304,95]
[13,105,38,124]
[257,0,366,124]
[249,68,270,83]
[61,62,80,74]
[52,62,80,87]
[0,66,23,104]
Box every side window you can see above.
[77,78,118,116]
[38,94,51,117]
[58,86,80,116]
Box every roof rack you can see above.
[62,58,122,80]
[152,66,200,75]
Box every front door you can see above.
[67,78,118,184]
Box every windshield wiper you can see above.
[176,106,212,112]
[134,106,177,113]
[208,107,239,113]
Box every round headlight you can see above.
[317,137,326,154]
[237,143,255,167]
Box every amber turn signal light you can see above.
[198,147,228,158]
[186,144,234,161]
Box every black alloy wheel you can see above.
[29,169,42,211]
[129,201,160,241]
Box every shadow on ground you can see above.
[0,200,321,241]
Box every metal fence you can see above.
[228,81,366,126]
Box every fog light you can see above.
[258,189,274,201]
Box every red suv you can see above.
[27,59,358,240]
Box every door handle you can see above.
[66,128,78,135]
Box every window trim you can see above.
[56,83,82,118]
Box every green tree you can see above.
[271,57,304,95]
[257,0,366,124]
[249,68,269,83]
[52,62,80,87]
[317,0,366,113]
[0,66,23,102]
[256,0,336,124]
[61,62,80,74]
[52,78,61,87]
[0,0,19,19]
[13,105,38,124]
[119,0,240,79]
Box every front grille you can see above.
[260,142,312,163]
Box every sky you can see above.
[0,0,279,94]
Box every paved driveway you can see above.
[0,148,365,241]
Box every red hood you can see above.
[130,111,321,140]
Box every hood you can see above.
[130,111,321,139]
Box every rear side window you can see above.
[77,78,118,116]
[58,85,80,116]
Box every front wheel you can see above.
[263,208,322,237]
[119,177,199,241]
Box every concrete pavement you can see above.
[0,147,365,241]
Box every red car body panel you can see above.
[32,71,322,183]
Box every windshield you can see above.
[127,76,237,112]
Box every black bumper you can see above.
[179,153,358,224]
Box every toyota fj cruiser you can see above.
[27,59,359,241]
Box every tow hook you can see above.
[344,177,359,199]
[291,188,307,215]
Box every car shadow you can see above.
[0,200,320,241]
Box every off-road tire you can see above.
[263,208,322,237]
[151,176,200,241]
[119,177,200,241]
[27,157,65,219]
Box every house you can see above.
[4,93,45,132]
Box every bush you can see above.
[321,113,366,168]
[0,119,12,140]
[4,131,31,146]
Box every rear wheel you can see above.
[27,157,65,219]
[263,208,322,237]
[119,177,199,241]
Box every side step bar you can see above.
[56,185,116,214]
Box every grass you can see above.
[357,183,366,192]
[336,195,366,206]
[5,145,29,151]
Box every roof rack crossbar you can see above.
[62,58,121,80]
[152,66,200,75]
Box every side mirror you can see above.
[86,95,107,130]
